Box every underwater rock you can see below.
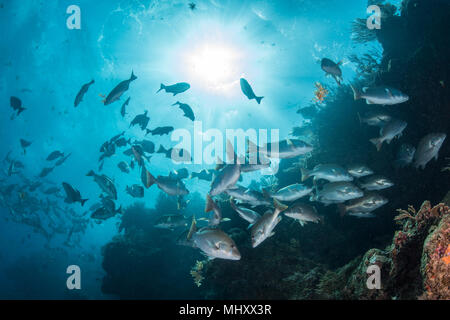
[420,213,450,299]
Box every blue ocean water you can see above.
[2,0,447,300]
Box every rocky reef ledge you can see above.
[201,195,449,300]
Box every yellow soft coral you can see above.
[313,82,328,104]
[190,260,205,287]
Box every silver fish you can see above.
[351,85,409,105]
[357,110,392,127]
[301,164,354,182]
[251,199,288,248]
[413,133,446,169]
[370,119,407,151]
[338,193,388,218]
[284,203,322,226]
[126,184,144,198]
[311,182,363,205]
[86,170,117,200]
[187,217,241,260]
[248,138,313,159]
[394,144,416,168]
[205,194,222,226]
[225,186,270,207]
[359,175,394,191]
[146,170,189,196]
[209,164,241,196]
[347,164,374,178]
[271,183,313,202]
[154,214,188,230]
[321,58,343,86]
[229,199,261,226]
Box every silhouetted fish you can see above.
[10,96,26,117]
[145,126,174,136]
[104,71,137,105]
[240,78,263,104]
[62,182,88,206]
[130,110,149,130]
[120,97,130,117]
[172,101,195,121]
[20,139,31,154]
[156,82,190,95]
[74,80,94,107]
[321,58,343,86]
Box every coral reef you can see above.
[200,199,449,300]
[420,212,450,299]
[316,201,449,300]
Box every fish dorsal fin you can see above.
[286,139,293,146]
[187,215,197,240]
[226,140,236,164]
[205,194,215,213]
[385,88,394,98]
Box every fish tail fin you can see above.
[300,168,310,182]
[255,96,264,104]
[350,83,361,100]
[262,188,272,200]
[144,168,156,188]
[187,215,197,240]
[229,197,237,211]
[332,75,342,86]
[18,107,26,115]
[319,216,325,224]
[338,204,347,218]
[145,129,152,136]
[90,79,95,85]
[157,145,167,154]
[369,138,382,151]
[117,206,123,214]
[86,170,95,177]
[156,83,165,93]
[205,194,214,212]
[246,138,258,154]
[273,199,288,217]
[172,101,180,106]
[130,71,137,81]
[80,199,88,207]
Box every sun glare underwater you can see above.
[0,0,449,300]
